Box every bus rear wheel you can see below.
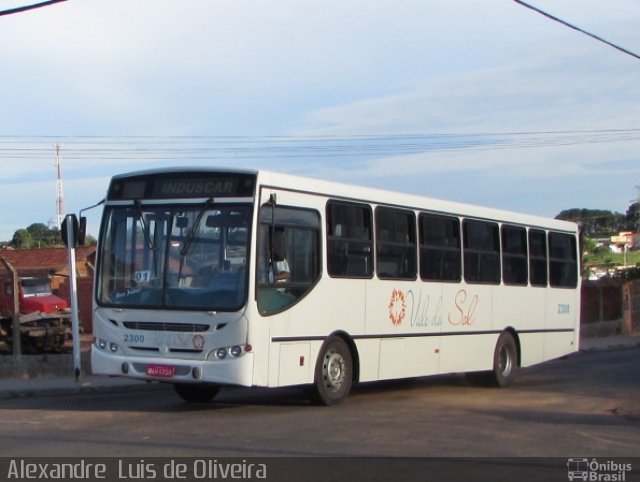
[173,383,220,403]
[491,332,518,387]
[311,336,353,406]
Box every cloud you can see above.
[1,0,639,237]
[295,47,640,136]
[0,2,561,134]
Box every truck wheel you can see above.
[311,336,353,406]
[173,383,220,403]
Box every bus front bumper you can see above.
[91,345,255,387]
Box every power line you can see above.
[513,0,640,61]
[0,0,67,17]
[0,128,639,162]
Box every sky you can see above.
[1,0,639,240]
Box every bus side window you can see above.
[463,219,500,285]
[529,229,548,287]
[502,224,528,286]
[326,201,373,278]
[375,207,417,280]
[419,213,462,282]
[257,205,321,316]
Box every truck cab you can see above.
[2,277,69,315]
[0,277,71,353]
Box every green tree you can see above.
[626,202,640,231]
[556,208,625,236]
[583,237,597,254]
[11,229,33,248]
[10,223,64,248]
[84,233,98,246]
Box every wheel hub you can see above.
[499,345,512,376]
[323,350,345,391]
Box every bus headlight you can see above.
[208,345,248,361]
[216,348,228,360]
[98,339,107,350]
[110,343,119,353]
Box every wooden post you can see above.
[0,258,21,359]
[598,285,604,323]
[622,281,640,335]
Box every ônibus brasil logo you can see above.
[567,458,632,481]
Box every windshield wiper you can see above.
[135,201,156,252]
[134,201,159,285]
[181,197,214,257]
[176,198,215,281]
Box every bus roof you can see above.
[256,169,578,233]
[108,167,578,233]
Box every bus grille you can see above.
[122,322,210,332]
[129,346,203,354]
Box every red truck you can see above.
[0,277,71,353]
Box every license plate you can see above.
[146,364,176,378]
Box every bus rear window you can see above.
[549,232,578,288]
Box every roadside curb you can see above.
[0,347,168,400]
[579,335,640,352]
[0,377,165,401]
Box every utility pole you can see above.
[55,143,65,230]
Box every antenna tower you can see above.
[55,143,65,230]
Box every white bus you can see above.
[91,168,581,405]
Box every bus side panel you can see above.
[267,279,366,387]
[496,285,546,367]
[545,287,580,361]
[355,338,381,382]
[365,281,442,381]
[519,333,546,367]
[545,329,578,361]
[439,284,495,374]
[278,342,312,386]
[439,334,496,374]
[379,337,441,380]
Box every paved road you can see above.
[0,347,638,458]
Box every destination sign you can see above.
[107,171,256,200]
[155,178,238,197]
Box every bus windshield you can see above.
[97,203,252,311]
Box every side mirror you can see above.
[61,214,86,247]
[78,216,87,246]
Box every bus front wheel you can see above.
[173,383,220,403]
[311,336,353,406]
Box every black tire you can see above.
[173,383,221,403]
[491,332,518,387]
[311,336,353,406]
